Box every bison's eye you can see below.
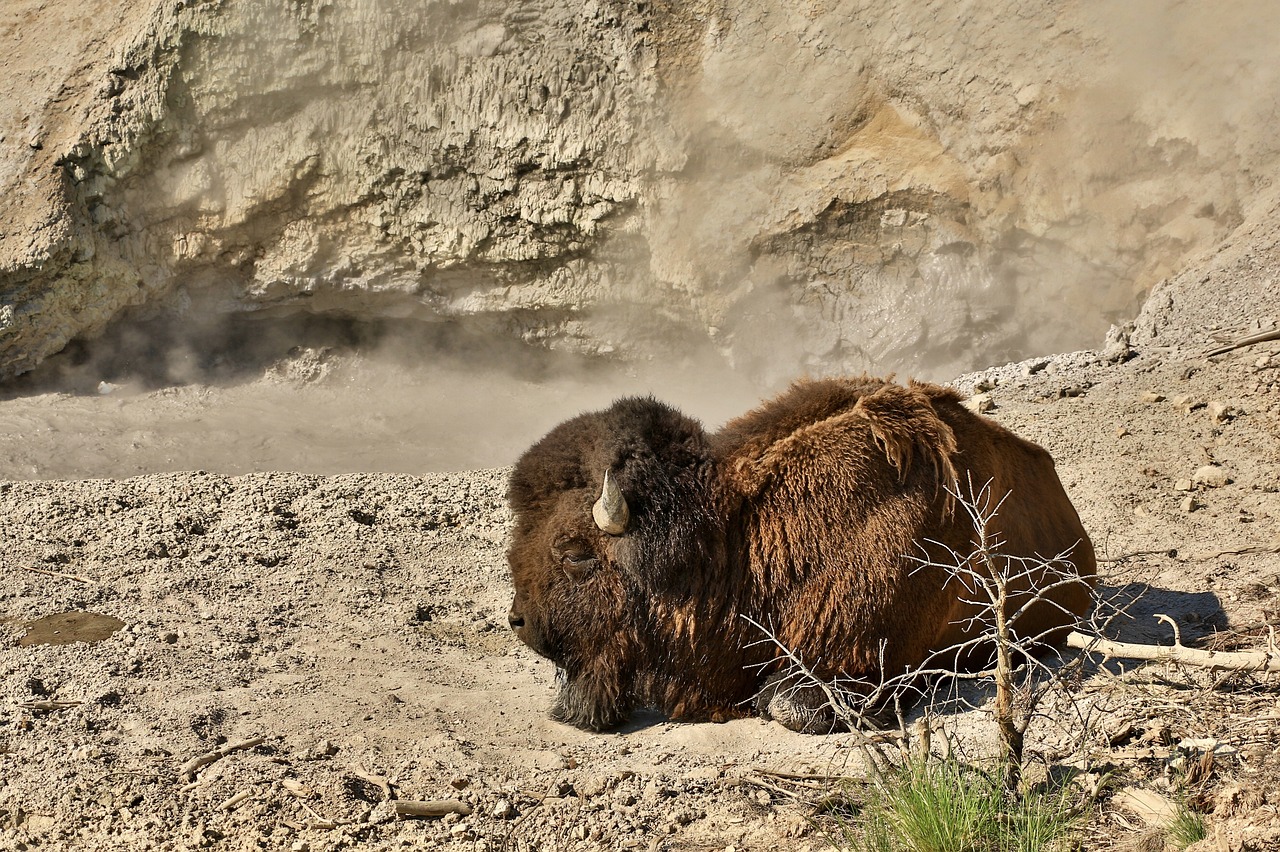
[554,538,599,578]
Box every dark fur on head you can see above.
[506,397,727,729]
[506,377,1096,731]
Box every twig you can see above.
[751,769,869,784]
[22,565,98,584]
[1101,544,1280,563]
[351,765,395,801]
[1206,327,1280,357]
[390,799,473,819]
[1154,614,1183,648]
[178,736,267,781]
[295,798,347,829]
[1068,627,1280,673]
[219,789,255,811]
[738,776,804,801]
[19,699,82,712]
[1098,549,1181,563]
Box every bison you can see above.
[506,375,1096,731]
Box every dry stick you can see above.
[178,736,267,781]
[351,765,395,801]
[1205,327,1280,357]
[22,565,98,584]
[19,699,82,712]
[390,799,473,819]
[1067,628,1280,673]
[219,789,255,812]
[297,798,341,830]
[751,769,868,784]
[1100,544,1280,563]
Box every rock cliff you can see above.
[3,0,1277,382]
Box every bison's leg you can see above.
[753,672,840,734]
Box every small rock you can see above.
[1023,359,1049,376]
[309,739,339,758]
[1171,394,1207,413]
[973,377,996,392]
[1057,385,1086,399]
[576,773,611,799]
[1193,465,1231,488]
[1174,479,1194,492]
[1103,323,1136,363]
[963,392,995,414]
[1180,496,1199,513]
[449,776,470,790]
[1015,83,1041,107]
[1140,391,1166,403]
[1113,786,1177,827]
[1208,401,1237,423]
[492,798,517,820]
[1116,426,1131,438]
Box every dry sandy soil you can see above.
[2,238,1280,850]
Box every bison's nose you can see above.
[508,610,525,631]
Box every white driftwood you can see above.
[390,799,473,818]
[178,736,267,781]
[1067,630,1280,673]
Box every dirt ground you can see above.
[2,253,1280,849]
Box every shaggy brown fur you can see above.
[506,376,1096,731]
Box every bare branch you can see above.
[1067,629,1280,673]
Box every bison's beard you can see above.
[550,666,633,732]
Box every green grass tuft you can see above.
[1167,805,1208,850]
[832,758,1083,852]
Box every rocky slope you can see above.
[6,0,1280,385]
[1,244,1278,850]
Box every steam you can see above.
[3,1,1279,479]
[649,0,1280,379]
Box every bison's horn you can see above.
[592,469,630,535]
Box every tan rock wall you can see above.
[2,0,1276,381]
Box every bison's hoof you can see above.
[755,674,840,734]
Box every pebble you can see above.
[1172,394,1207,413]
[1208,401,1237,423]
[1140,391,1166,403]
[1180,496,1199,513]
[964,393,995,414]
[492,798,516,819]
[1174,479,1194,492]
[1193,465,1231,488]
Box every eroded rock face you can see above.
[3,0,1277,382]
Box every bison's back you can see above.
[714,376,1095,685]
[930,390,1096,651]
